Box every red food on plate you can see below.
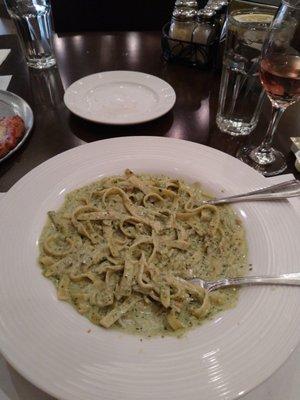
[0,115,25,158]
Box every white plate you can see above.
[64,71,176,125]
[0,137,300,400]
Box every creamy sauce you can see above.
[38,171,247,337]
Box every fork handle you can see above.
[207,179,300,205]
[205,272,300,292]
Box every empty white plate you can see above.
[64,71,176,125]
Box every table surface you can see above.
[0,29,300,400]
[0,31,300,191]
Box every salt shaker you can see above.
[175,0,198,9]
[207,1,228,29]
[192,9,217,45]
[169,7,197,42]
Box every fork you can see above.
[202,179,300,205]
[189,273,300,292]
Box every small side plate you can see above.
[0,90,34,164]
[64,71,176,125]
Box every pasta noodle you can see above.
[38,170,247,337]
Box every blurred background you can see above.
[0,0,281,34]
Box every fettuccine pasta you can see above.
[38,170,247,336]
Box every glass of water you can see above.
[5,0,56,69]
[216,9,274,136]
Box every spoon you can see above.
[189,272,300,292]
[202,179,300,205]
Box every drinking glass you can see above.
[5,0,56,69]
[238,0,300,176]
[216,8,274,136]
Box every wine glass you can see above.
[238,0,300,176]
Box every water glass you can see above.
[5,0,56,69]
[216,9,274,136]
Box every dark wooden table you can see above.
[0,31,299,192]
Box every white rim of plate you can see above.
[0,136,299,400]
[63,71,176,125]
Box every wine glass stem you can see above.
[258,106,284,152]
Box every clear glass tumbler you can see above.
[5,0,56,69]
[216,9,274,136]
